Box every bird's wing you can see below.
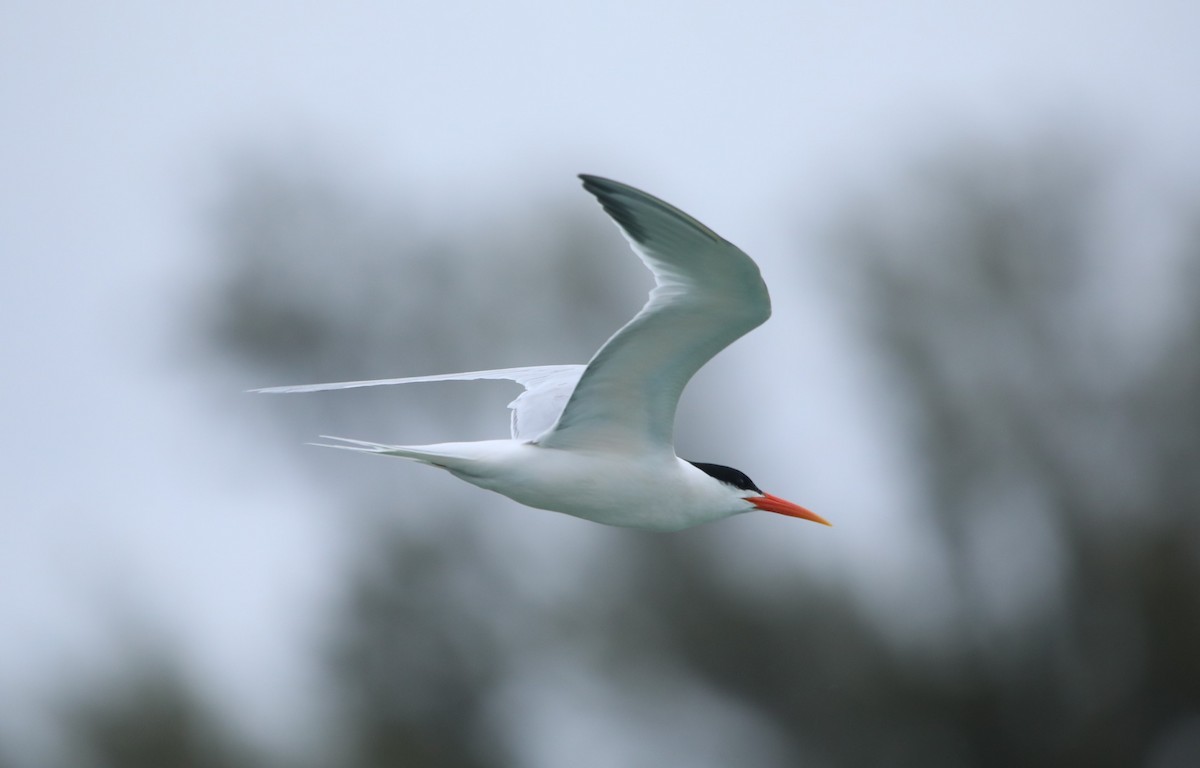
[252,365,584,440]
[538,176,771,453]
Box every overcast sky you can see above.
[3,0,1199,755]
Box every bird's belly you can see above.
[449,445,698,531]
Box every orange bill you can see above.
[748,494,831,526]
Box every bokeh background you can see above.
[3,2,1200,766]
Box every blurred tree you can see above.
[53,656,269,768]
[48,141,1200,768]
[779,137,1200,765]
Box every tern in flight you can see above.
[254,175,829,531]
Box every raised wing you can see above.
[538,176,770,453]
[252,365,584,440]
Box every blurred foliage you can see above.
[40,140,1200,767]
[52,657,271,768]
[818,137,1200,765]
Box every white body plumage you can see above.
[255,176,828,530]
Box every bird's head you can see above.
[687,461,830,526]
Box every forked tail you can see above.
[309,436,500,474]
[311,436,455,466]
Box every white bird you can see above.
[254,175,829,531]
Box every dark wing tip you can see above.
[578,173,728,246]
[578,174,652,242]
